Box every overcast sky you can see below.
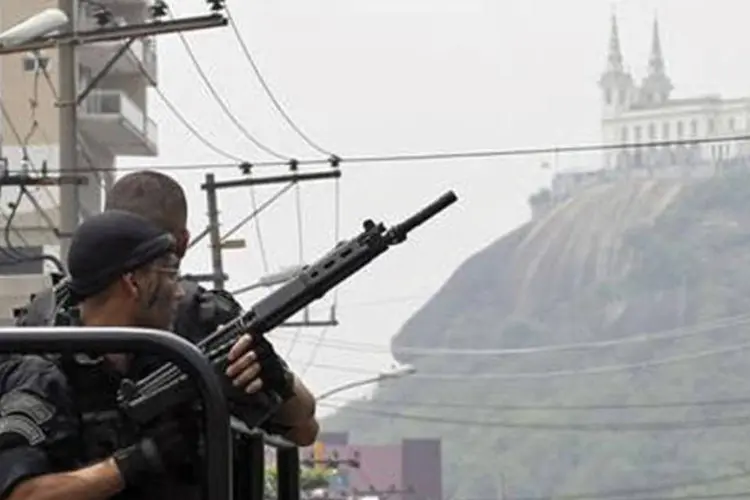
[118,0,750,415]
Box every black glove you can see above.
[252,335,296,401]
[112,413,199,487]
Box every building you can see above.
[531,15,750,211]
[0,0,158,323]
[599,15,750,173]
[291,432,443,500]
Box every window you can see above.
[605,89,612,105]
[648,123,656,140]
[729,117,736,131]
[707,118,715,134]
[662,122,670,140]
[634,125,642,142]
[22,56,49,73]
[690,120,698,137]
[677,121,684,138]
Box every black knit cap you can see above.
[67,209,176,300]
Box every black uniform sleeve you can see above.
[0,356,79,499]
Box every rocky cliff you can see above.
[321,170,750,499]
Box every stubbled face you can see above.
[130,252,183,330]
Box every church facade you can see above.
[530,15,750,218]
[599,15,750,173]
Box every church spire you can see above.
[606,13,624,73]
[648,17,665,75]
[640,15,672,104]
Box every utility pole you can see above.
[58,0,79,260]
[201,168,341,289]
[205,173,226,290]
[201,167,341,326]
[0,8,229,262]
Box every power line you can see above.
[321,395,750,411]
[35,134,750,173]
[317,402,750,431]
[79,0,245,164]
[271,311,750,356]
[169,6,291,161]
[224,3,334,157]
[466,469,750,500]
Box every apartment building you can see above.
[0,0,159,324]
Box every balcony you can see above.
[78,11,158,85]
[78,36,158,86]
[79,90,158,157]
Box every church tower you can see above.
[639,17,673,105]
[598,14,635,117]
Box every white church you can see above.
[546,15,750,204]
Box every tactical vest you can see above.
[52,353,203,500]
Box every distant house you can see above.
[295,432,443,500]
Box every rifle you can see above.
[117,190,458,427]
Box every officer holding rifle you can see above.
[0,209,275,500]
[16,170,318,446]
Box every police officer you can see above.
[17,170,318,446]
[0,209,262,500]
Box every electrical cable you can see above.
[29,134,750,174]
[316,401,750,431]
[168,7,292,161]
[319,395,750,412]
[78,0,246,164]
[454,470,750,500]
[284,179,306,357]
[271,311,750,357]
[224,3,334,157]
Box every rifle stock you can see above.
[117,190,458,427]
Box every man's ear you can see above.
[120,272,140,299]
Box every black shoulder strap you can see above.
[174,279,243,343]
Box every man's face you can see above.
[129,252,184,330]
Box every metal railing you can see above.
[0,327,231,500]
[80,89,158,148]
[231,417,300,500]
[0,326,301,500]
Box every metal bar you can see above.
[277,447,301,500]
[248,435,265,500]
[0,15,228,55]
[76,38,135,105]
[278,319,340,328]
[180,272,229,283]
[187,225,211,250]
[230,416,296,448]
[58,0,79,262]
[203,170,342,191]
[0,175,87,186]
[205,173,226,290]
[220,182,295,244]
[0,326,232,500]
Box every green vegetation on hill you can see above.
[321,171,750,499]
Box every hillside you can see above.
[320,170,750,499]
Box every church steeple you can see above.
[648,18,665,75]
[606,14,624,73]
[599,13,633,113]
[640,16,673,104]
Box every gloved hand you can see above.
[112,412,199,487]
[252,335,296,401]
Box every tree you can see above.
[265,466,335,500]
